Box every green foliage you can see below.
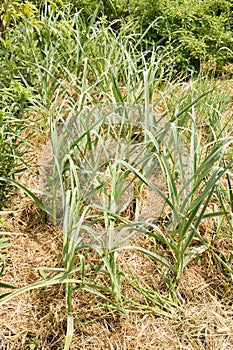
[0,237,10,276]
[29,338,41,350]
[0,81,32,203]
[0,228,15,290]
[2,0,232,74]
[0,0,38,37]
[128,0,233,74]
[77,0,131,20]
[0,4,233,348]
[66,0,233,74]
[0,18,36,203]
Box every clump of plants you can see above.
[132,0,233,74]
[0,5,233,350]
[63,0,233,74]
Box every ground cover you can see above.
[0,3,233,349]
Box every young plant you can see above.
[121,82,233,296]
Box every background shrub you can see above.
[0,4,36,205]
[1,0,232,74]
[129,0,233,74]
[54,0,233,75]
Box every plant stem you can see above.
[64,280,74,350]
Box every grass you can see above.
[0,5,233,349]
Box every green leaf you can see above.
[0,177,51,216]
[183,245,207,269]
[171,90,213,122]
[122,245,175,272]
[0,281,16,289]
[0,238,11,249]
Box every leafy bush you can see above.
[0,0,38,37]
[0,5,36,204]
[61,0,233,74]
[128,0,233,74]
[2,0,232,74]
[0,80,32,204]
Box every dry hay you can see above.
[1,164,233,349]
[1,224,233,350]
[0,111,233,349]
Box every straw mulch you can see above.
[0,118,233,350]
